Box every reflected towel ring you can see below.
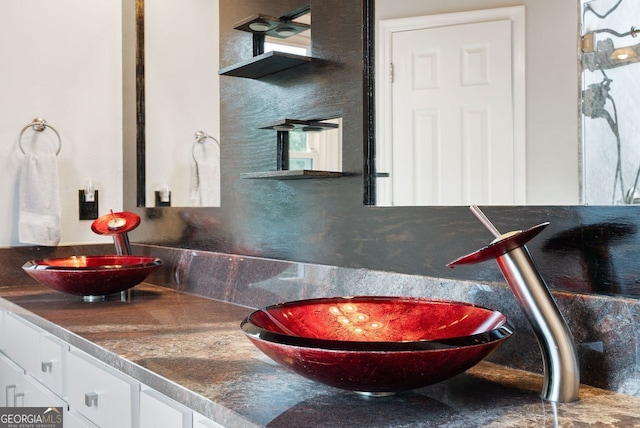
[19,117,62,156]
[192,131,220,163]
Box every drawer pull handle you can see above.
[41,361,53,373]
[85,392,98,407]
[5,385,16,407]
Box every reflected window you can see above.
[265,12,311,56]
[289,118,342,172]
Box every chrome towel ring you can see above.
[19,117,62,156]
[192,131,220,162]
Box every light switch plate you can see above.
[78,190,98,220]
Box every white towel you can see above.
[19,153,61,246]
[190,146,219,207]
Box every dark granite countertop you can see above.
[1,283,640,427]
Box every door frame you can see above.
[376,6,526,205]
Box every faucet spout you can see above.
[448,209,580,403]
[495,240,580,402]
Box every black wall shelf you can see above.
[218,51,312,79]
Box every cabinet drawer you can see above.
[66,410,100,428]
[3,313,67,398]
[140,388,192,428]
[4,313,41,374]
[67,350,139,428]
[0,353,65,411]
[39,334,66,397]
[14,373,66,409]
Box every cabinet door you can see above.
[67,350,139,428]
[140,388,192,428]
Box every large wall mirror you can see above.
[369,0,640,207]
[135,0,640,208]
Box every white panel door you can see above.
[392,19,513,205]
[383,13,521,206]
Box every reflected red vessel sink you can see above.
[241,296,513,395]
[22,255,162,299]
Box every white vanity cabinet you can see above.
[0,307,224,428]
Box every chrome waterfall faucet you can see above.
[91,210,141,255]
[448,206,580,403]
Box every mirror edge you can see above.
[364,0,376,205]
[122,0,139,211]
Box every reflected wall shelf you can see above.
[233,14,310,38]
[218,51,312,79]
[259,118,339,132]
[243,118,342,180]
[241,170,342,180]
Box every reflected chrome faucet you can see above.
[448,206,580,403]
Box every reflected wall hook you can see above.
[192,131,220,163]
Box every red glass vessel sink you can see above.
[22,255,162,299]
[241,296,513,395]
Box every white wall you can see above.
[0,1,124,247]
[376,0,580,205]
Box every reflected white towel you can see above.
[190,146,219,207]
[19,153,61,246]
